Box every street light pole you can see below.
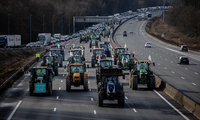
[163,0,165,22]
[30,14,32,43]
[8,14,10,35]
[43,15,45,33]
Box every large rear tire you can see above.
[48,82,52,96]
[96,74,100,84]
[114,59,117,65]
[54,65,58,76]
[84,79,88,91]
[66,79,71,91]
[97,91,103,107]
[29,83,33,96]
[132,76,138,90]
[118,91,125,107]
[149,76,155,89]
[91,59,95,67]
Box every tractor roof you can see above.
[33,66,47,69]
[93,48,104,50]
[69,63,84,66]
[99,59,112,62]
[50,49,60,51]
[136,60,149,63]
[71,49,82,51]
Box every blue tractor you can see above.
[97,68,125,107]
[100,42,111,57]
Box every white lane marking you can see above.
[195,72,198,75]
[64,70,66,71]
[181,77,185,79]
[59,87,61,90]
[160,56,162,58]
[164,67,167,69]
[87,70,88,72]
[192,83,196,86]
[94,110,96,114]
[61,80,63,82]
[63,74,64,76]
[158,63,160,65]
[172,71,175,74]
[153,90,189,120]
[185,68,188,70]
[27,88,29,91]
[156,54,158,55]
[56,96,59,99]
[54,108,56,112]
[88,81,90,83]
[171,61,173,63]
[89,89,91,91]
[125,96,128,99]
[165,58,167,60]
[91,98,93,101]
[144,56,146,57]
[177,64,179,66]
[7,100,22,120]
[133,108,137,112]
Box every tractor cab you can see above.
[41,55,58,76]
[50,49,63,67]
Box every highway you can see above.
[0,12,198,120]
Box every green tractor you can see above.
[112,47,128,65]
[96,59,113,84]
[41,55,58,76]
[117,53,134,71]
[80,34,88,43]
[129,60,155,90]
[29,66,54,96]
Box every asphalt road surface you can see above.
[0,13,198,120]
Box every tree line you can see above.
[0,0,169,44]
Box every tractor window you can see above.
[121,54,130,61]
[94,50,104,55]
[116,48,124,53]
[71,50,81,56]
[137,63,149,71]
[101,44,108,48]
[73,56,82,63]
[51,50,59,56]
[71,66,84,73]
[100,61,112,67]
[35,69,46,76]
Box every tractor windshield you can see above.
[116,48,125,53]
[51,50,60,56]
[72,56,82,63]
[70,50,82,56]
[74,46,82,49]
[94,50,104,55]
[100,61,112,67]
[35,68,46,76]
[45,56,54,63]
[137,62,149,71]
[121,54,130,61]
[71,66,84,74]
[105,77,117,84]
[100,44,108,48]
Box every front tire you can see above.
[66,79,71,91]
[118,91,125,107]
[29,83,33,96]
[84,79,88,91]
[97,91,103,107]
[132,76,138,90]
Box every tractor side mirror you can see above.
[64,65,66,69]
[68,51,70,53]
[123,74,125,79]
[90,49,92,52]
[87,64,89,68]
[83,47,85,49]
[127,48,128,51]
[153,62,155,66]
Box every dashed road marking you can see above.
[91,98,93,101]
[89,89,91,91]
[164,67,167,69]
[172,71,175,74]
[165,58,167,60]
[195,72,198,75]
[94,110,96,114]
[56,96,59,99]
[171,61,173,63]
[154,89,189,120]
[59,87,61,90]
[125,96,128,99]
[88,81,90,83]
[158,63,160,65]
[192,83,196,86]
[61,80,63,82]
[181,77,185,79]
[54,108,56,112]
[27,88,29,91]
[7,100,22,120]
[133,108,137,112]
[185,68,188,70]
[63,74,64,76]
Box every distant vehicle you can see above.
[123,31,127,36]
[37,33,51,46]
[129,21,132,24]
[178,56,189,64]
[145,42,151,48]
[0,35,21,48]
[54,33,61,41]
[26,42,35,48]
[130,30,133,34]
[179,45,188,52]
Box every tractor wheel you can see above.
[118,91,125,107]
[63,54,65,61]
[91,59,95,67]
[109,51,111,57]
[96,74,100,84]
[97,85,100,92]
[66,79,71,91]
[149,76,155,89]
[85,40,87,43]
[90,44,91,48]
[84,79,88,91]
[132,76,138,90]
[55,66,58,76]
[97,91,103,107]
[48,82,52,96]
[80,40,82,43]
[114,59,117,65]
[60,60,63,67]
[29,83,33,96]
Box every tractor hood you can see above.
[140,69,147,74]
[73,73,80,82]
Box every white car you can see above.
[130,30,133,33]
[145,42,151,48]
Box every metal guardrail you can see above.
[0,50,46,89]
